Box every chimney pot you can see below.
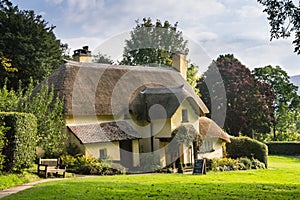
[73,46,92,63]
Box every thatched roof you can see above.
[199,117,231,142]
[130,85,202,121]
[38,61,208,117]
[68,121,141,144]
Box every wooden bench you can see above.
[38,158,67,178]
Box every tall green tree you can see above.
[197,54,275,137]
[258,0,300,54]
[253,65,300,141]
[121,17,200,93]
[0,81,65,157]
[0,0,63,89]
[121,17,188,66]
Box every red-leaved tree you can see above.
[197,54,274,137]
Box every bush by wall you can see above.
[266,142,300,155]
[60,155,121,175]
[226,137,268,167]
[205,157,265,172]
[0,112,37,172]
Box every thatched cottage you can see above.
[38,47,230,171]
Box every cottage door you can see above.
[119,140,133,169]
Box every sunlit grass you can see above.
[2,156,300,200]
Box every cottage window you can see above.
[182,109,189,122]
[99,148,107,160]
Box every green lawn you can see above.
[2,156,300,200]
[0,170,40,190]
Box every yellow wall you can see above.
[171,100,199,132]
[84,141,121,160]
[198,138,224,159]
[132,140,140,167]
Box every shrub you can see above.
[266,142,300,155]
[238,157,252,170]
[226,137,268,167]
[0,123,5,172]
[206,157,265,172]
[211,158,239,171]
[252,158,266,169]
[60,155,119,175]
[0,112,37,172]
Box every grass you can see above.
[0,165,40,190]
[2,155,300,199]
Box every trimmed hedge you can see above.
[0,112,37,172]
[226,137,268,168]
[266,142,300,155]
[0,123,5,172]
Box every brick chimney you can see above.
[172,52,187,79]
[73,46,92,63]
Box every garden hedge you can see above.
[0,123,5,172]
[266,142,300,155]
[226,136,268,168]
[0,112,37,172]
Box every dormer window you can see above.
[182,109,188,122]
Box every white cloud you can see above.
[237,5,264,18]
[33,0,300,76]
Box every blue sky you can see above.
[10,0,300,76]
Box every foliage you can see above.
[206,157,265,172]
[0,170,40,190]
[0,0,63,90]
[60,155,119,175]
[237,157,252,170]
[258,0,300,54]
[172,125,201,147]
[121,17,188,67]
[60,43,72,60]
[266,142,300,155]
[187,64,200,95]
[93,52,114,64]
[0,81,65,157]
[210,157,239,171]
[197,54,275,137]
[24,83,65,157]
[253,65,300,141]
[0,121,5,172]
[0,112,37,172]
[226,136,268,167]
[0,57,17,72]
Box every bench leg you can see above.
[63,171,66,178]
[45,172,48,178]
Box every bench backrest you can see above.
[39,158,59,167]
